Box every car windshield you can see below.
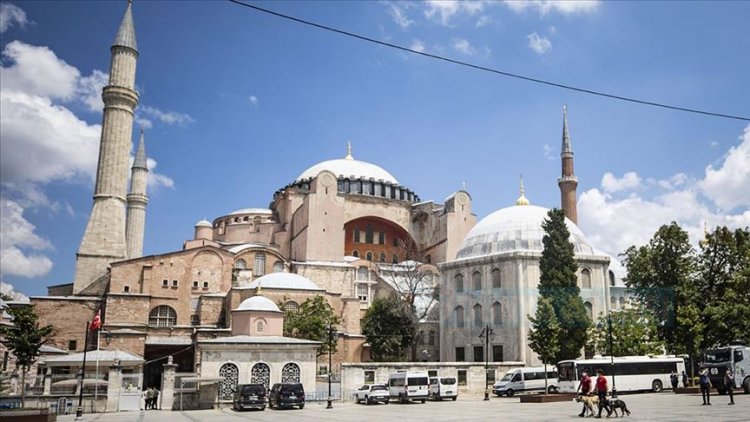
[704,349,732,364]
[440,378,456,385]
[280,385,303,394]
[501,372,514,382]
[240,385,263,394]
[371,385,387,391]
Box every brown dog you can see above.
[575,395,599,417]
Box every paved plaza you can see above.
[59,392,749,422]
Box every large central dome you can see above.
[295,144,399,184]
[456,204,594,259]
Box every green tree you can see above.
[623,222,696,354]
[361,296,416,361]
[538,208,590,362]
[0,305,54,407]
[282,295,341,357]
[527,297,561,395]
[586,305,664,356]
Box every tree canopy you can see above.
[586,305,664,356]
[281,295,341,357]
[361,296,416,361]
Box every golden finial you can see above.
[516,175,530,206]
[345,141,353,160]
[255,282,262,296]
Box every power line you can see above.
[228,0,749,122]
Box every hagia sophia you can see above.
[18,3,630,399]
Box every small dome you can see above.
[296,159,399,184]
[457,204,595,259]
[235,296,281,312]
[249,273,324,291]
[195,219,212,227]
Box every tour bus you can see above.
[700,343,750,394]
[557,356,685,394]
[492,367,559,397]
[388,371,429,403]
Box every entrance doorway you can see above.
[143,345,194,389]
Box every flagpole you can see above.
[94,330,100,410]
[76,322,90,419]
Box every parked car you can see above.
[355,384,390,405]
[492,367,558,397]
[429,377,458,401]
[388,371,429,403]
[268,383,305,409]
[233,383,266,411]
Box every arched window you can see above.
[581,269,592,289]
[492,268,501,289]
[254,253,266,276]
[454,274,464,293]
[352,250,359,258]
[454,306,464,328]
[609,270,616,287]
[619,297,625,309]
[284,301,299,313]
[253,216,261,232]
[273,261,284,273]
[473,304,482,327]
[492,302,502,326]
[428,330,435,346]
[149,305,176,327]
[234,259,247,270]
[251,363,271,389]
[281,363,301,383]
[357,266,368,280]
[366,251,373,261]
[392,254,399,264]
[256,320,265,333]
[472,271,482,291]
[243,216,249,222]
[610,296,617,310]
[584,301,593,320]
[379,253,386,263]
[365,224,374,243]
[219,363,239,400]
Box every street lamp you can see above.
[607,313,617,398]
[326,323,340,409]
[479,324,495,401]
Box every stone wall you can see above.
[31,297,101,353]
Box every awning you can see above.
[145,336,193,346]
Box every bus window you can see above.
[734,350,744,362]
[558,363,577,382]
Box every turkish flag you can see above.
[90,310,101,330]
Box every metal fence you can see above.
[50,373,78,395]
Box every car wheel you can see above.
[366,396,371,405]
[421,399,426,404]
[452,396,457,401]
[384,399,390,404]
[299,404,304,409]
[743,378,750,394]
[506,389,514,397]
[261,406,265,411]
[547,385,558,394]
[436,396,442,401]
[652,380,663,392]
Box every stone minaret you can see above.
[558,105,578,224]
[73,2,139,293]
[126,129,148,259]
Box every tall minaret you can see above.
[74,2,139,293]
[126,129,148,259]
[558,105,578,224]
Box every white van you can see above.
[492,367,558,397]
[388,371,429,403]
[428,377,458,401]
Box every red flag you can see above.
[90,310,101,330]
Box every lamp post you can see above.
[479,324,495,401]
[608,313,617,398]
[326,323,340,409]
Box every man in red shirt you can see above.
[595,369,611,418]
[576,370,592,417]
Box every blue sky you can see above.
[1,0,749,299]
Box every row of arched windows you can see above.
[234,254,285,275]
[351,250,398,263]
[610,296,626,309]
[453,269,502,293]
[336,178,419,203]
[454,302,503,328]
[218,362,301,400]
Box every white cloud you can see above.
[504,0,600,16]
[249,95,259,107]
[453,38,476,55]
[77,69,108,112]
[543,143,555,160]
[0,198,54,278]
[135,116,153,130]
[601,171,642,193]
[578,125,750,257]
[476,15,491,28]
[145,158,174,191]
[710,141,719,147]
[0,281,30,302]
[699,125,750,210]
[424,0,485,26]
[410,39,426,53]
[388,3,414,29]
[138,105,194,126]
[527,32,551,55]
[1,41,80,100]
[0,3,28,33]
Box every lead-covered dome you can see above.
[456,204,594,259]
[235,295,281,312]
[249,273,324,291]
[296,158,398,184]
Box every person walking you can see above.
[595,369,610,418]
[699,368,712,405]
[153,388,160,410]
[576,370,592,417]
[145,387,154,410]
[725,369,735,405]
[670,371,679,390]
[681,370,689,388]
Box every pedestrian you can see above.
[670,371,679,390]
[145,387,154,410]
[724,369,735,405]
[681,370,689,388]
[576,370,592,417]
[153,387,160,410]
[699,368,712,405]
[595,369,610,418]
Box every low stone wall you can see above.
[341,361,524,402]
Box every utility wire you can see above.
[229,0,749,122]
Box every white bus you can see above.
[557,356,685,394]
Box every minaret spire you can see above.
[345,141,353,160]
[558,105,579,224]
[126,129,149,259]
[74,2,140,292]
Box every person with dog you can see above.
[670,371,679,390]
[576,370,593,417]
[594,369,611,418]
[725,369,735,405]
[699,368,712,405]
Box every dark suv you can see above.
[233,384,267,411]
[268,383,305,409]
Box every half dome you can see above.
[249,273,324,291]
[296,158,399,185]
[456,204,594,259]
[235,295,281,312]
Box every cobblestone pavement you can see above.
[59,392,749,422]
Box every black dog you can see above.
[605,398,631,417]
